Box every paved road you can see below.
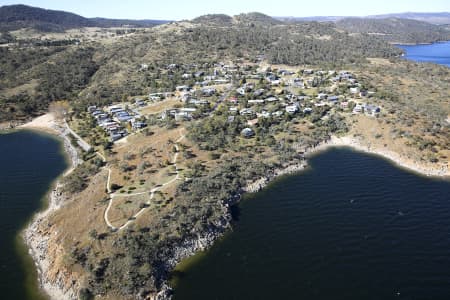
[64,119,92,152]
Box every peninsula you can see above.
[0,4,449,300]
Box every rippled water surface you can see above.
[173,148,450,300]
[0,130,67,300]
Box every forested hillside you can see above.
[0,4,167,32]
[336,17,450,44]
[0,12,403,123]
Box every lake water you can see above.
[398,41,450,67]
[0,130,67,300]
[173,148,450,300]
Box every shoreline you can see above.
[16,118,449,300]
[161,134,448,298]
[309,135,449,178]
[19,113,82,300]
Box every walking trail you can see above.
[103,131,185,231]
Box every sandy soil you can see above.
[19,113,58,134]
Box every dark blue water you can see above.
[0,130,67,300]
[173,148,450,300]
[398,41,450,67]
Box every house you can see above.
[239,108,254,116]
[279,69,294,76]
[241,127,255,138]
[163,108,197,121]
[303,69,314,75]
[303,107,312,114]
[328,95,339,103]
[353,103,363,113]
[110,132,123,141]
[227,97,238,104]
[195,71,205,78]
[265,96,279,102]
[270,79,281,86]
[180,92,191,102]
[253,89,265,97]
[286,103,299,114]
[131,119,147,130]
[182,73,192,79]
[91,110,103,116]
[236,87,246,95]
[176,85,190,92]
[135,99,146,106]
[117,115,133,122]
[188,99,209,106]
[248,99,265,105]
[229,107,238,113]
[364,104,381,116]
[350,87,360,94]
[339,71,352,79]
[110,106,123,114]
[214,79,229,84]
[317,93,328,100]
[95,113,108,121]
[176,108,197,120]
[258,110,271,118]
[272,111,284,117]
[292,78,304,87]
[201,87,216,96]
[285,94,296,101]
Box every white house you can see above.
[286,103,299,113]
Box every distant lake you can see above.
[0,130,67,300]
[398,41,450,67]
[173,148,450,300]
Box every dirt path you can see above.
[104,131,185,231]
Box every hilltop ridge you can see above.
[0,4,168,31]
[336,17,450,44]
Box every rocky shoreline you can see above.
[151,134,449,299]
[20,128,448,300]
[21,118,82,300]
[311,135,449,177]
[150,160,308,299]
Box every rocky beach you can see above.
[20,113,82,300]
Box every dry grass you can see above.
[138,98,181,115]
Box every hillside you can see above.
[336,17,450,44]
[233,12,283,26]
[280,12,450,25]
[0,14,404,123]
[0,4,95,31]
[192,14,233,26]
[369,12,450,25]
[0,4,168,32]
